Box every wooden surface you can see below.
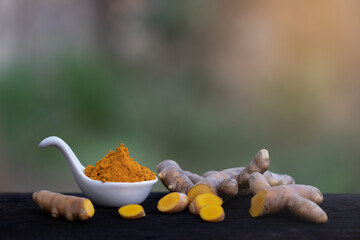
[0,193,359,239]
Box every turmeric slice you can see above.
[157,192,189,213]
[33,190,95,221]
[187,184,214,202]
[189,193,223,215]
[118,204,145,219]
[199,205,225,222]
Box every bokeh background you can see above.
[1,0,359,193]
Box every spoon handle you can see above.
[39,136,85,176]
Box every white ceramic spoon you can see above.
[39,136,158,207]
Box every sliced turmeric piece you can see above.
[249,190,267,217]
[199,204,225,222]
[118,204,145,219]
[187,184,213,202]
[189,193,223,215]
[157,192,189,213]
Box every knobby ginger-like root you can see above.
[118,204,145,219]
[183,170,203,184]
[263,171,295,186]
[157,192,190,213]
[202,170,218,178]
[248,172,327,224]
[33,190,95,221]
[199,205,225,222]
[157,160,196,193]
[188,168,243,201]
[158,149,295,201]
[249,172,271,194]
[238,169,295,196]
[189,193,223,215]
[188,149,270,201]
[288,196,327,224]
[237,149,269,188]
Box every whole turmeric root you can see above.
[157,160,199,193]
[248,172,328,224]
[187,168,242,202]
[157,149,294,201]
[33,190,95,221]
[187,149,272,201]
[263,171,295,186]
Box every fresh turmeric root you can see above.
[157,160,199,193]
[199,205,225,222]
[157,150,327,224]
[158,149,294,201]
[118,204,145,219]
[189,193,223,215]
[33,190,95,221]
[263,171,295,186]
[187,168,243,202]
[187,149,273,201]
[157,192,190,213]
[248,172,328,224]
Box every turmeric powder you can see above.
[84,143,156,183]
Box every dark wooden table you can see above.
[0,193,359,239]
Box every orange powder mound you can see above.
[84,143,156,183]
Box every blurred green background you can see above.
[0,0,359,193]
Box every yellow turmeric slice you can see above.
[187,184,214,202]
[157,192,189,213]
[249,190,267,217]
[189,193,223,215]
[118,204,145,219]
[199,205,225,222]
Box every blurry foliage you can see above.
[0,53,359,193]
[0,53,358,193]
[0,54,243,191]
[148,1,190,41]
[0,0,359,193]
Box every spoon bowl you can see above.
[39,136,158,207]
